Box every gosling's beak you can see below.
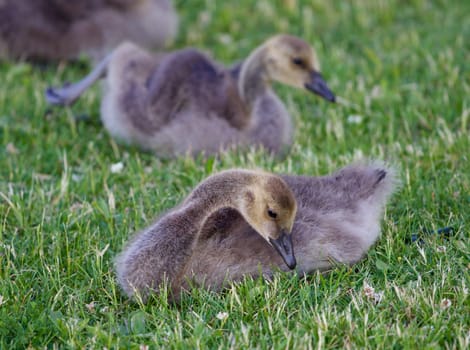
[305,71,336,103]
[269,230,296,270]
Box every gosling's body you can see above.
[0,0,178,61]
[47,35,335,157]
[116,163,398,300]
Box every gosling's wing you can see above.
[145,48,249,130]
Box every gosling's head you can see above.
[240,173,298,269]
[262,34,335,102]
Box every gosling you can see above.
[0,0,178,62]
[115,162,398,302]
[46,34,335,157]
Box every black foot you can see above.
[45,84,76,106]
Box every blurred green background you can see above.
[0,0,469,348]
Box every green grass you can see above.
[1,0,469,348]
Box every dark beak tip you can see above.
[287,259,297,270]
[305,73,336,103]
[269,233,296,270]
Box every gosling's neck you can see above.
[182,170,257,233]
[238,46,270,109]
[166,171,259,295]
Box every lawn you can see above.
[0,0,469,348]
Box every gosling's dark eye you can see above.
[267,209,278,219]
[292,57,305,67]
